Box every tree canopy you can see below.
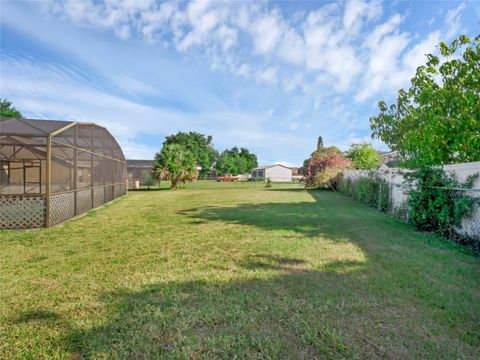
[304,146,351,189]
[370,34,480,168]
[346,143,381,170]
[215,147,258,176]
[154,144,198,188]
[163,132,218,176]
[0,99,22,118]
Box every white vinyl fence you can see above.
[341,161,480,239]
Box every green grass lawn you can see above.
[1,182,479,359]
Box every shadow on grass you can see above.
[61,193,402,358]
[56,190,478,359]
[16,309,61,323]
[66,258,369,359]
[178,190,373,240]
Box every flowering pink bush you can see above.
[304,147,351,189]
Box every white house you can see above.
[251,164,293,182]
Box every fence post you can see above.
[45,135,51,227]
[73,125,78,215]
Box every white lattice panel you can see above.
[0,195,45,229]
[49,192,75,225]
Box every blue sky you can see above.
[1,1,479,165]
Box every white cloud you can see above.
[0,53,310,162]
[364,14,403,49]
[282,73,305,93]
[402,31,441,73]
[3,0,468,163]
[250,9,284,54]
[43,0,455,101]
[356,14,410,101]
[277,28,305,64]
[343,0,382,32]
[445,2,466,40]
[289,122,299,130]
[256,67,278,84]
[234,63,252,77]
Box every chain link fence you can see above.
[442,187,480,240]
[339,174,480,248]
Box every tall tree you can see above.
[163,132,218,176]
[370,34,480,167]
[239,148,258,172]
[215,147,258,175]
[0,99,22,118]
[346,143,381,170]
[317,136,324,150]
[154,144,198,189]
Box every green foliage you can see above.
[265,178,272,188]
[0,99,22,118]
[346,143,381,170]
[406,167,479,249]
[163,132,218,176]
[370,34,480,167]
[215,147,258,176]
[316,136,323,150]
[154,143,198,188]
[339,174,391,212]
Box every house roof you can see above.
[252,164,292,171]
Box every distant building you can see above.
[127,160,154,188]
[251,164,293,182]
[379,151,400,167]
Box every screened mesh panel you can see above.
[77,150,92,189]
[0,118,126,228]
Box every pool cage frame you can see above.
[0,118,127,229]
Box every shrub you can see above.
[339,173,391,212]
[406,167,479,248]
[304,147,351,189]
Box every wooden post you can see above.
[45,135,52,227]
[23,161,26,194]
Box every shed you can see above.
[251,164,293,182]
[0,118,127,228]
